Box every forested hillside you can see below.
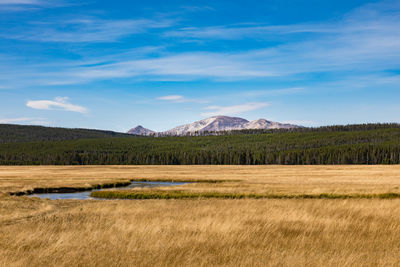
[0,124,134,143]
[0,124,399,165]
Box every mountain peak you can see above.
[127,125,155,136]
[163,116,250,135]
[127,116,300,136]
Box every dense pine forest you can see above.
[0,123,399,165]
[0,124,134,143]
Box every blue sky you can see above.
[0,0,399,132]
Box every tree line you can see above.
[0,124,135,144]
[0,124,399,165]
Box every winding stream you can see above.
[28,181,187,200]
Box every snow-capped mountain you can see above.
[243,118,296,130]
[163,116,250,135]
[127,116,300,136]
[127,125,155,136]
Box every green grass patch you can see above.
[90,190,400,200]
[132,178,238,183]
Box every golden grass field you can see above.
[2,165,400,266]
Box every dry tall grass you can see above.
[2,197,400,266]
[2,165,400,266]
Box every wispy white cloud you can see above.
[164,24,330,40]
[161,1,400,76]
[0,0,69,11]
[2,42,399,88]
[1,1,400,87]
[166,2,400,40]
[0,117,48,124]
[0,51,274,87]
[2,17,173,43]
[26,97,87,113]
[0,0,41,4]
[201,102,269,117]
[243,87,304,97]
[157,95,185,102]
[307,74,400,93]
[180,6,215,12]
[157,94,209,104]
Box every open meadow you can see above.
[2,165,400,266]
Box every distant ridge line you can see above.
[127,115,301,136]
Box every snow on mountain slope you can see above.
[244,119,296,129]
[127,125,155,136]
[127,116,300,136]
[164,116,249,135]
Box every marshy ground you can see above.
[1,165,400,266]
